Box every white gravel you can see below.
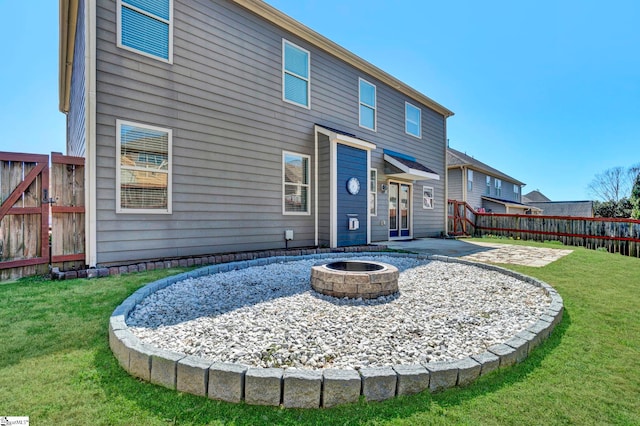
[127,256,550,370]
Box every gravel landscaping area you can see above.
[127,256,551,370]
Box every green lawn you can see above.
[1,241,639,425]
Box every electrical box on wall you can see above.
[285,230,294,240]
[348,217,359,231]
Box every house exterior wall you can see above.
[85,0,448,265]
[67,0,86,157]
[448,168,463,201]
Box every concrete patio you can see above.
[377,238,573,267]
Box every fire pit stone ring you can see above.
[310,260,399,299]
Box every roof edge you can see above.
[232,0,454,118]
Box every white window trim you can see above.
[495,178,502,197]
[423,186,434,209]
[486,176,491,195]
[358,78,377,131]
[282,151,311,215]
[282,39,311,109]
[116,0,174,64]
[405,101,422,138]
[370,168,377,216]
[116,119,172,214]
[467,169,474,192]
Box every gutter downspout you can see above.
[86,0,97,267]
[59,0,78,113]
[443,119,449,237]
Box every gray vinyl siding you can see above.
[91,0,448,264]
[448,168,463,201]
[67,0,86,157]
[468,170,487,211]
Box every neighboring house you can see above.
[447,148,541,214]
[58,0,454,267]
[523,191,594,217]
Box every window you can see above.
[370,169,377,216]
[283,151,310,214]
[283,40,310,108]
[514,184,520,199]
[359,78,376,130]
[467,170,474,192]
[486,176,491,195]
[495,179,502,197]
[117,120,172,213]
[118,0,172,62]
[405,102,421,138]
[423,186,434,209]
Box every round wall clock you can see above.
[346,177,361,195]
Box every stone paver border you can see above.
[109,252,563,408]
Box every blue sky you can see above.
[2,1,638,201]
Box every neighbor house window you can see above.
[495,179,502,197]
[117,0,173,62]
[370,169,377,216]
[405,102,421,138]
[467,170,474,192]
[359,78,376,130]
[486,176,491,195]
[423,186,434,209]
[283,151,310,214]
[117,120,172,213]
[514,184,520,199]
[283,40,310,108]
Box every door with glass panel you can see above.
[389,182,411,238]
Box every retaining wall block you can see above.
[504,336,529,363]
[360,367,397,402]
[244,368,283,406]
[283,369,322,408]
[393,364,430,396]
[455,357,482,386]
[515,330,539,354]
[425,361,458,392]
[176,356,213,397]
[322,369,361,408]
[208,362,248,403]
[528,319,553,341]
[109,328,133,370]
[128,341,153,381]
[150,349,184,389]
[487,343,517,367]
[470,351,500,376]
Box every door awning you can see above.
[384,150,440,181]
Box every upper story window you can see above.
[514,184,520,199]
[283,151,310,215]
[117,120,172,214]
[117,0,173,63]
[283,40,311,108]
[486,176,491,195]
[359,78,376,130]
[405,102,422,138]
[467,169,474,192]
[495,179,502,197]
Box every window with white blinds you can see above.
[282,40,310,108]
[116,120,172,213]
[118,0,172,62]
[283,151,310,214]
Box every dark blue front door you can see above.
[336,144,367,247]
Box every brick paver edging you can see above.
[109,252,563,408]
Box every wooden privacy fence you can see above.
[0,152,85,281]
[474,211,640,258]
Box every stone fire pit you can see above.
[310,260,399,299]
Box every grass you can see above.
[1,241,639,425]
